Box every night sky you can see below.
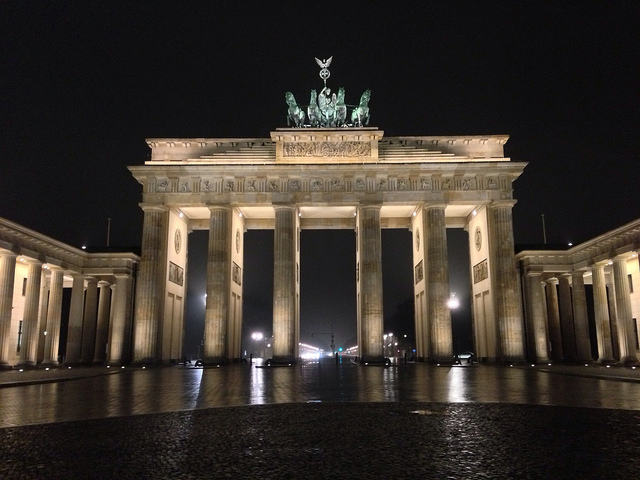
[1,2,638,355]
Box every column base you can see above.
[359,356,390,366]
[597,357,617,365]
[16,361,38,369]
[0,363,13,371]
[267,357,296,366]
[40,360,59,367]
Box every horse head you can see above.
[285,91,297,108]
[359,89,371,107]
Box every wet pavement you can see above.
[1,361,640,478]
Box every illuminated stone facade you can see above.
[130,127,527,364]
[517,219,640,364]
[0,218,139,368]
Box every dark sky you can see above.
[1,2,638,354]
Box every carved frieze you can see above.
[283,141,371,157]
[473,259,488,284]
[169,261,184,286]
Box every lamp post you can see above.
[448,293,460,361]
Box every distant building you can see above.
[0,218,139,368]
[517,218,640,364]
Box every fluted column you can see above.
[424,205,452,362]
[545,279,563,361]
[272,205,298,362]
[132,205,167,363]
[42,268,64,366]
[558,275,577,362]
[613,257,637,363]
[523,272,550,363]
[357,205,384,362]
[37,274,50,363]
[0,252,17,367]
[108,274,133,364]
[571,272,592,362]
[591,264,615,363]
[65,274,85,364]
[488,202,525,362]
[93,281,112,363]
[80,278,98,363]
[18,262,42,366]
[204,206,232,363]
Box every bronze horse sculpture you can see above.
[351,89,371,127]
[285,91,306,127]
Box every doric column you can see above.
[557,275,577,362]
[488,202,525,362]
[37,274,50,363]
[0,252,17,367]
[80,278,98,363]
[591,264,615,363]
[42,268,64,366]
[93,280,112,363]
[204,206,232,363]
[523,272,550,363]
[132,205,167,363]
[613,257,637,363]
[571,272,592,362]
[545,279,563,361]
[107,274,133,364]
[424,205,452,362]
[65,274,85,364]
[357,204,384,362]
[272,205,298,362]
[18,262,42,366]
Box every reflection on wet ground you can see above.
[2,361,640,427]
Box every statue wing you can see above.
[315,57,323,68]
[325,56,332,68]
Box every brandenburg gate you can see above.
[129,127,526,365]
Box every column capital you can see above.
[98,280,111,288]
[272,204,298,212]
[545,277,559,285]
[0,250,17,259]
[207,204,232,212]
[489,199,518,209]
[139,203,168,213]
[422,203,447,211]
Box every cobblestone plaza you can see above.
[1,362,640,478]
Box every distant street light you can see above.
[251,332,264,341]
[447,293,460,310]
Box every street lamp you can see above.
[447,293,460,310]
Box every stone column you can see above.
[545,279,563,361]
[65,275,85,364]
[613,257,637,363]
[591,264,615,363]
[424,205,452,362]
[523,272,550,363]
[558,275,577,362]
[204,206,232,363]
[571,272,592,362]
[488,202,525,362]
[357,205,384,362]
[272,205,298,363]
[132,205,167,363]
[42,268,64,366]
[18,262,42,367]
[80,278,98,363]
[108,274,133,365]
[37,274,50,363]
[0,252,17,368]
[93,280,112,363]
